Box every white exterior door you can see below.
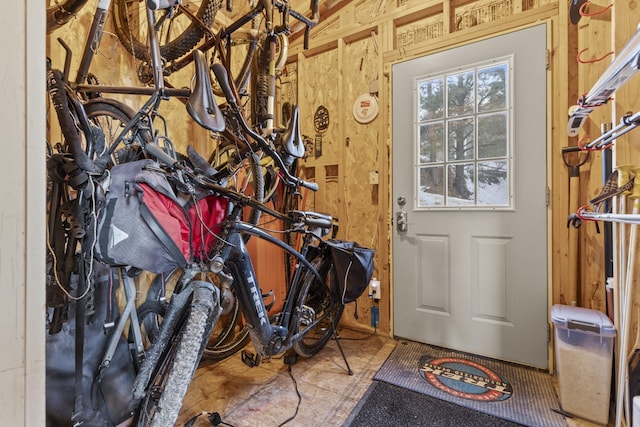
[392,24,548,368]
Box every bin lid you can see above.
[551,304,616,337]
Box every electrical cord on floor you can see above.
[183,410,234,427]
[276,364,302,426]
[335,326,377,341]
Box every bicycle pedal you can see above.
[241,350,261,368]
[300,305,316,326]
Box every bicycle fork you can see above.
[132,279,221,399]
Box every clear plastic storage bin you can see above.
[551,304,616,425]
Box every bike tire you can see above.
[250,33,288,131]
[135,282,218,426]
[142,269,250,361]
[292,256,344,358]
[112,0,221,63]
[201,281,250,360]
[84,98,152,164]
[46,0,88,33]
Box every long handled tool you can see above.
[562,147,589,306]
[614,164,635,358]
[615,166,640,427]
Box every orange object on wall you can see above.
[246,214,287,316]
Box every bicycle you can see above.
[130,140,354,426]
[47,0,307,378]
[45,1,357,423]
[47,109,351,425]
[107,0,317,208]
[45,2,255,423]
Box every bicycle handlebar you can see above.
[144,142,178,167]
[146,0,180,11]
[291,210,335,230]
[210,63,318,192]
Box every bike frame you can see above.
[219,213,332,358]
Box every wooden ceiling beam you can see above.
[288,0,355,43]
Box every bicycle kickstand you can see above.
[331,323,353,375]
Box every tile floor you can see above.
[177,327,610,427]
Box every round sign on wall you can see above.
[314,105,330,133]
[353,93,379,124]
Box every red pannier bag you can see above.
[95,159,228,273]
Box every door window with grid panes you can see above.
[416,57,513,209]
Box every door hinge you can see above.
[547,323,551,343]
[546,186,550,207]
[546,49,550,70]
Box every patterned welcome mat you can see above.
[372,341,566,427]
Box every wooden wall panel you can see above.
[573,6,611,312]
[298,48,341,218]
[340,34,383,322]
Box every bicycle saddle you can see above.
[187,50,225,133]
[279,104,305,158]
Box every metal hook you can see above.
[577,47,614,64]
[579,0,613,17]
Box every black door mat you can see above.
[344,380,526,427]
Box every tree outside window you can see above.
[416,59,511,208]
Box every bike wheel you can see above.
[112,0,221,63]
[209,142,264,226]
[141,269,250,361]
[84,98,152,164]
[46,0,88,33]
[202,295,250,360]
[135,282,218,426]
[250,33,288,131]
[292,256,344,358]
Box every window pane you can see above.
[478,112,507,158]
[419,165,444,207]
[447,71,474,117]
[477,160,509,206]
[477,63,507,112]
[419,122,444,163]
[413,58,512,210]
[447,163,475,205]
[418,78,445,120]
[447,117,474,161]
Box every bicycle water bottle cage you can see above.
[147,0,181,10]
[187,51,225,132]
[278,104,305,159]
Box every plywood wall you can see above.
[286,0,640,337]
[288,31,387,326]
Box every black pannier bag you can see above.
[94,159,228,273]
[46,267,138,426]
[327,240,375,304]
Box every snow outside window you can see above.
[415,57,513,209]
